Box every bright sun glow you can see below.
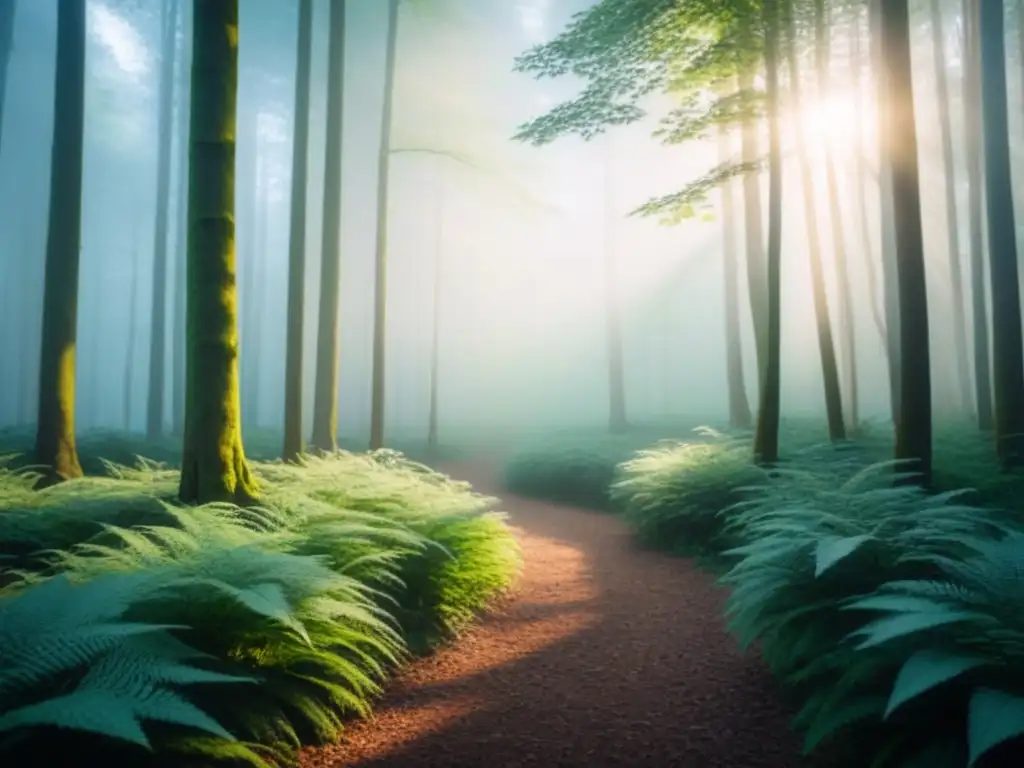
[87,1,150,78]
[800,94,862,145]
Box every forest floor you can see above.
[299,462,816,768]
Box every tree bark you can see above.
[930,0,973,414]
[753,0,782,466]
[979,0,1024,466]
[785,4,845,442]
[963,0,994,430]
[369,0,401,450]
[869,0,902,425]
[310,0,346,452]
[178,0,257,505]
[146,0,179,439]
[172,0,190,435]
[881,0,932,483]
[717,123,752,430]
[34,0,86,484]
[282,0,313,462]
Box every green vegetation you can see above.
[500,421,1024,764]
[0,449,520,767]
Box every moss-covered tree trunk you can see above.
[369,0,401,450]
[962,0,993,431]
[146,0,179,439]
[178,0,257,505]
[882,0,932,484]
[34,0,86,484]
[869,0,902,426]
[310,0,346,452]
[784,4,845,443]
[930,0,972,415]
[282,0,314,463]
[717,123,752,430]
[979,0,1024,466]
[753,0,782,466]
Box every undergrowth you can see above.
[0,449,520,767]
[503,418,1024,765]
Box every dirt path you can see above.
[300,463,811,768]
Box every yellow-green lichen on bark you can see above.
[178,0,257,505]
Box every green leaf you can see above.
[968,688,1024,766]
[852,610,984,650]
[885,650,987,718]
[814,534,872,578]
[803,695,886,753]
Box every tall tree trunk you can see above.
[603,138,628,434]
[34,0,86,483]
[785,4,845,442]
[753,0,782,466]
[869,0,902,425]
[146,0,179,439]
[979,0,1024,466]
[963,0,994,430]
[178,0,257,505]
[851,16,887,354]
[717,123,752,430]
[124,242,140,431]
[172,0,190,435]
[817,0,858,433]
[931,0,973,413]
[249,146,267,428]
[368,0,400,450]
[310,0,346,452]
[737,69,769,388]
[282,0,313,462]
[882,0,932,483]
[427,161,444,450]
[0,0,15,158]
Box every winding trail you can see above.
[300,462,813,768]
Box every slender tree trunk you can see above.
[145,0,179,439]
[368,0,400,450]
[882,0,932,483]
[310,0,346,452]
[817,0,858,433]
[930,0,973,413]
[172,0,190,435]
[178,0,257,505]
[717,123,752,430]
[737,69,769,388]
[963,0,994,430]
[754,0,782,466]
[851,16,887,353]
[604,137,628,434]
[427,161,444,449]
[785,2,845,442]
[249,146,267,428]
[979,0,1024,466]
[124,242,140,431]
[239,110,259,428]
[0,0,15,159]
[869,0,902,425]
[282,0,313,462]
[34,0,86,483]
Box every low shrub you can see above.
[0,450,520,766]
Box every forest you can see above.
[3,0,1024,766]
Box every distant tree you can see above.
[282,0,313,463]
[0,0,14,158]
[124,239,141,430]
[930,0,972,414]
[979,0,1024,466]
[172,0,191,435]
[603,137,628,434]
[178,0,257,504]
[146,0,180,439]
[882,0,932,483]
[34,0,86,483]
[962,0,993,431]
[369,0,402,451]
[311,0,347,452]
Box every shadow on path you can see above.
[300,462,813,768]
